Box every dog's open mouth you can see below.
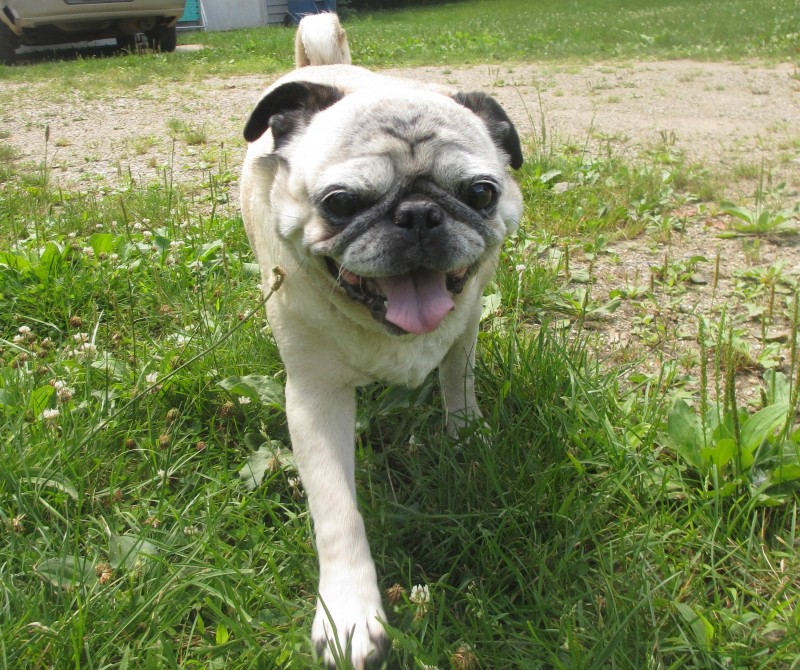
[325,258,471,335]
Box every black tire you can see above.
[116,34,138,53]
[146,24,177,53]
[0,21,18,66]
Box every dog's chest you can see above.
[339,332,454,387]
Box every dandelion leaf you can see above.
[238,440,292,491]
[219,374,284,409]
[36,555,96,589]
[109,533,159,571]
[666,399,703,471]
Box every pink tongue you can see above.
[376,269,455,334]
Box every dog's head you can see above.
[244,78,523,335]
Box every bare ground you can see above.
[2,58,800,402]
[3,59,799,192]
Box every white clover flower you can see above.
[54,381,75,403]
[109,253,119,262]
[515,264,526,273]
[18,325,31,335]
[79,343,98,358]
[410,584,430,606]
[67,342,96,361]
[142,230,152,240]
[12,334,24,344]
[169,240,184,250]
[81,247,94,258]
[288,477,303,499]
[59,389,73,402]
[146,372,159,384]
[133,222,143,231]
[73,332,89,343]
[95,224,103,230]
[42,408,59,421]
[173,334,189,346]
[238,396,251,405]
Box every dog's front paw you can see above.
[312,587,387,669]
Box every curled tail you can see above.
[294,13,351,68]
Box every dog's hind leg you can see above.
[438,300,483,437]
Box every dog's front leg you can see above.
[439,302,483,437]
[285,375,387,669]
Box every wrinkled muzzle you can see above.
[323,193,482,335]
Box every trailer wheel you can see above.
[117,33,139,53]
[0,21,18,65]
[146,24,177,53]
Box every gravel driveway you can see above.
[2,59,798,196]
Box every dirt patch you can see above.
[2,59,800,402]
[391,60,800,190]
[2,60,799,195]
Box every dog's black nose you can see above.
[393,199,444,231]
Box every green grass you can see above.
[2,129,799,670]
[166,118,208,146]
[0,0,797,94]
[2,2,800,669]
[346,0,800,66]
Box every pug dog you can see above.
[240,13,523,669]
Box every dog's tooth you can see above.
[340,268,361,285]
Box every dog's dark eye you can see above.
[465,182,497,211]
[321,190,366,219]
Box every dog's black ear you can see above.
[453,92,523,170]
[243,81,343,146]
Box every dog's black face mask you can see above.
[314,177,497,334]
